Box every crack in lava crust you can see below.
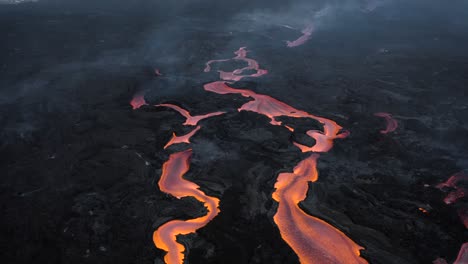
[153,149,220,264]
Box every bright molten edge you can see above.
[204,47,367,264]
[153,149,220,264]
[273,154,367,264]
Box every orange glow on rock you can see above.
[153,149,220,264]
[156,103,225,126]
[284,125,295,132]
[272,154,367,264]
[130,91,147,109]
[418,207,429,214]
[374,112,398,134]
[164,126,201,149]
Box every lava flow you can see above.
[436,171,468,205]
[204,47,268,81]
[153,149,220,264]
[434,172,468,263]
[150,103,224,263]
[130,91,147,109]
[374,112,398,134]
[272,154,367,264]
[286,25,314,48]
[156,103,225,126]
[204,47,367,263]
[164,126,201,149]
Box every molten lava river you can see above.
[133,47,369,264]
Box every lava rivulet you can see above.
[203,66,349,153]
[287,25,314,48]
[436,171,468,205]
[153,149,220,264]
[272,154,367,264]
[163,126,201,149]
[156,103,225,126]
[204,48,366,263]
[204,47,268,81]
[374,112,398,134]
[151,105,224,263]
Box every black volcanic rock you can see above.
[1,1,468,264]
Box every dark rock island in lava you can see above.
[1,1,468,264]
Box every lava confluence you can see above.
[153,149,220,264]
[272,154,367,264]
[374,112,398,134]
[156,103,225,126]
[163,126,201,149]
[204,48,366,263]
[286,25,314,48]
[130,91,147,109]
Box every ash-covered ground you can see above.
[1,0,467,263]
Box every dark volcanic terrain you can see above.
[1,0,467,263]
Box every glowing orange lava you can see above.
[156,103,225,126]
[130,91,147,109]
[164,126,201,149]
[374,112,398,134]
[287,25,314,48]
[204,47,366,263]
[203,77,349,154]
[153,149,220,264]
[149,101,225,263]
[272,154,367,264]
[418,207,429,214]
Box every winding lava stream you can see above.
[142,47,367,263]
[204,47,367,264]
[153,149,220,264]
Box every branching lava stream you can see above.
[139,46,367,263]
[203,47,367,264]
